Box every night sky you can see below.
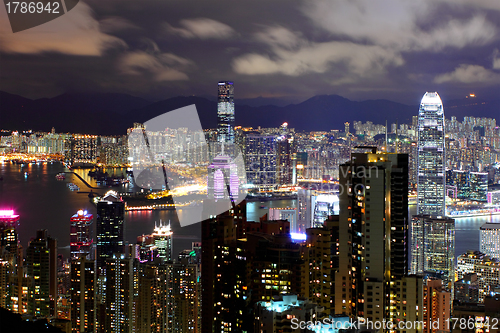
[1,0,500,104]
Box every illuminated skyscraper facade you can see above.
[217,81,235,144]
[0,210,22,312]
[207,153,239,202]
[70,210,93,260]
[417,92,446,216]
[152,221,173,261]
[411,215,455,293]
[244,133,277,187]
[96,191,125,272]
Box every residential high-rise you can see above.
[201,211,300,332]
[104,254,134,333]
[65,135,98,166]
[135,262,169,333]
[70,209,93,260]
[169,257,201,333]
[480,223,500,259]
[423,278,451,333]
[26,229,58,317]
[70,256,95,333]
[457,250,500,303]
[410,215,455,293]
[304,215,340,317]
[336,149,409,321]
[417,92,446,216]
[217,81,235,144]
[201,214,238,333]
[96,191,125,272]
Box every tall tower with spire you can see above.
[417,92,446,216]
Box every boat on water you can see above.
[67,183,80,191]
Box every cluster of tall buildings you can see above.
[2,84,500,332]
[0,194,201,333]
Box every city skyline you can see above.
[2,0,500,329]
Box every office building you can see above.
[336,149,409,320]
[417,92,446,216]
[70,257,95,333]
[480,223,500,260]
[70,210,93,260]
[276,124,295,185]
[152,221,173,261]
[26,229,58,317]
[96,190,125,272]
[217,81,235,144]
[470,172,488,202]
[207,151,240,202]
[410,215,455,292]
[244,133,277,188]
[447,170,470,199]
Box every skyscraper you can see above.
[152,221,173,261]
[336,149,409,320]
[0,210,22,312]
[410,215,455,292]
[70,209,93,260]
[244,133,277,188]
[417,92,446,216]
[207,152,239,202]
[217,81,235,144]
[96,190,125,272]
[104,254,134,333]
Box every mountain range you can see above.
[1,91,498,135]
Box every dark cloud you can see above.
[1,0,499,103]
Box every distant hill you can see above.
[1,91,498,135]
